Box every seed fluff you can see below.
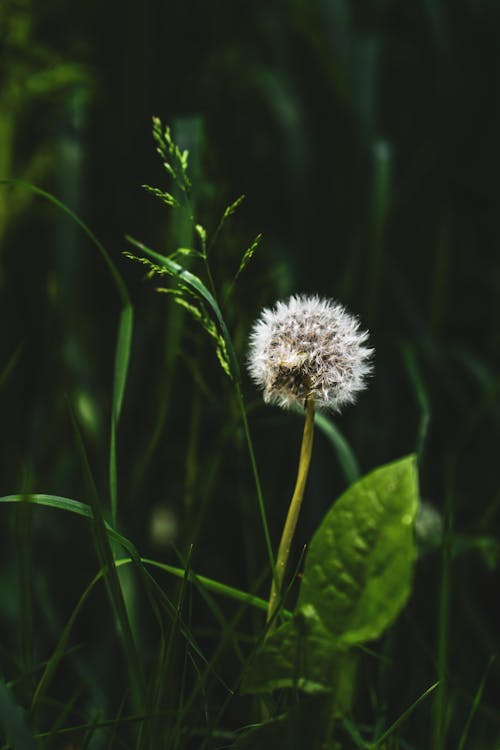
[247,294,373,410]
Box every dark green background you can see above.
[1,1,499,747]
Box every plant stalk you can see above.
[267,395,315,627]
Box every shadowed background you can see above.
[1,1,499,748]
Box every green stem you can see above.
[235,381,275,572]
[267,395,315,626]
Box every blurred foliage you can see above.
[1,0,500,748]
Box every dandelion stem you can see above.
[267,394,315,627]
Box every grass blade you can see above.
[0,494,281,614]
[125,235,275,571]
[456,657,494,750]
[0,180,133,526]
[314,411,360,484]
[401,342,431,464]
[0,344,23,391]
[0,679,36,750]
[369,681,439,748]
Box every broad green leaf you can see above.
[242,456,418,696]
[299,455,419,646]
[233,695,346,750]
[242,604,357,700]
[0,180,129,306]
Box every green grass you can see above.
[1,4,500,747]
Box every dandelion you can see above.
[248,294,373,627]
[247,294,373,411]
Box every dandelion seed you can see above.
[248,294,373,410]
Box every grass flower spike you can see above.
[248,294,373,626]
[248,294,373,411]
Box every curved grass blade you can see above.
[0,679,36,750]
[0,180,133,526]
[0,344,23,390]
[0,180,128,304]
[125,235,274,571]
[314,411,360,485]
[401,341,431,463]
[30,553,276,719]
[126,235,239,381]
[67,406,146,726]
[369,681,438,748]
[456,657,494,750]
[110,303,133,525]
[0,495,276,614]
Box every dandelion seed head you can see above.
[247,294,373,410]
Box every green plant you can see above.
[0,120,435,750]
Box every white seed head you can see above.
[247,294,373,410]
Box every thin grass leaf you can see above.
[126,236,238,378]
[14,504,34,687]
[0,180,129,305]
[0,179,133,527]
[456,657,495,750]
[41,691,80,750]
[67,408,147,730]
[0,680,36,750]
[314,411,360,484]
[110,304,133,525]
[0,344,23,390]
[401,342,431,463]
[369,682,438,748]
[0,495,279,616]
[32,711,169,742]
[125,236,274,570]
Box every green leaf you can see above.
[233,695,346,750]
[299,455,419,646]
[242,456,419,696]
[314,412,360,485]
[0,495,277,615]
[110,304,133,524]
[242,604,357,700]
[0,179,133,528]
